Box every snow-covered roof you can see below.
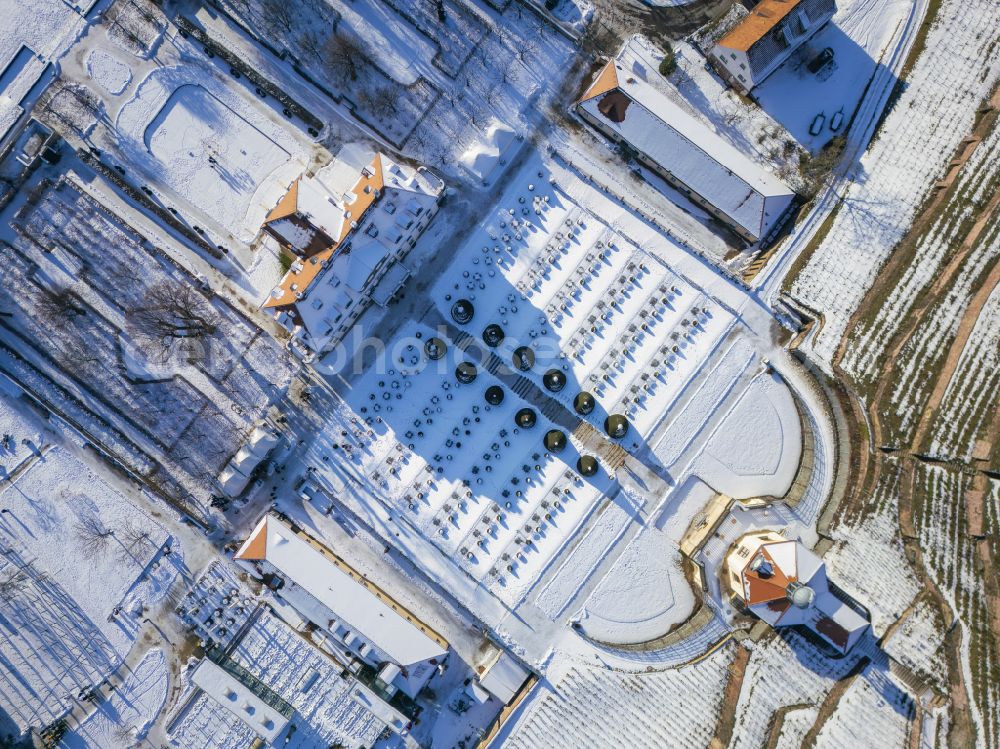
[730,533,869,653]
[477,647,531,704]
[217,464,251,498]
[717,0,807,51]
[459,120,517,183]
[261,150,442,351]
[191,659,292,743]
[577,61,795,240]
[234,514,448,666]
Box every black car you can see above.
[807,47,835,74]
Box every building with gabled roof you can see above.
[260,148,443,358]
[711,0,837,94]
[576,59,796,243]
[234,513,448,696]
[725,530,869,654]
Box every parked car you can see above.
[808,47,835,74]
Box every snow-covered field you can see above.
[0,393,178,736]
[496,643,734,747]
[824,468,920,634]
[790,0,1000,368]
[813,657,913,748]
[729,632,866,749]
[61,648,169,749]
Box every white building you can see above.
[261,148,443,357]
[725,531,869,654]
[216,425,280,498]
[191,659,293,745]
[711,0,837,94]
[577,59,796,243]
[234,514,449,698]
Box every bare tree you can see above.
[117,520,156,565]
[299,30,325,61]
[0,567,28,602]
[130,281,218,342]
[75,514,115,559]
[324,29,367,83]
[500,57,520,86]
[36,287,87,323]
[260,0,295,34]
[358,86,401,119]
[516,38,539,64]
[111,723,137,746]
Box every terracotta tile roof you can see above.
[234,517,269,561]
[743,546,797,605]
[717,0,803,52]
[578,60,620,103]
[265,178,300,223]
[262,155,386,310]
[815,615,850,649]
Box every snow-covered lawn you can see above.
[61,648,169,749]
[0,395,179,735]
[754,0,914,153]
[116,62,309,243]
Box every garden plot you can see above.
[86,49,133,96]
[729,632,867,749]
[61,648,169,749]
[345,159,751,609]
[882,597,947,686]
[824,466,920,635]
[0,176,295,509]
[879,221,1000,447]
[118,66,308,242]
[841,123,1000,388]
[926,282,1000,460]
[911,464,998,747]
[496,643,733,748]
[0,441,175,734]
[430,160,735,449]
[347,320,613,609]
[791,0,1000,369]
[813,658,914,748]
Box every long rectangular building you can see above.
[577,59,796,243]
[234,514,448,670]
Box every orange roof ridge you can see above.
[262,154,387,310]
[579,60,620,104]
[234,517,269,560]
[717,0,803,52]
[265,179,300,223]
